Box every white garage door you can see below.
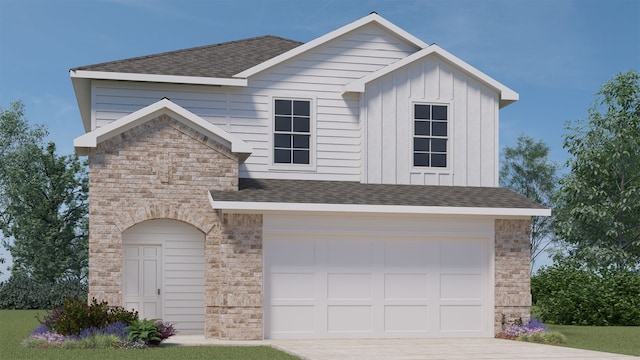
[264,214,493,339]
[123,219,205,334]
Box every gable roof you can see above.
[233,13,427,78]
[71,35,303,79]
[344,44,518,108]
[209,178,550,216]
[74,98,252,160]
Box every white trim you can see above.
[233,13,427,79]
[344,45,519,108]
[74,98,253,158]
[70,70,248,87]
[208,196,551,217]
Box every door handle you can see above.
[157,288,161,295]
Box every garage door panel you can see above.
[327,306,372,333]
[384,305,429,332]
[440,274,483,300]
[440,241,485,269]
[384,273,429,300]
[268,239,316,267]
[271,306,315,333]
[440,305,483,332]
[327,240,373,268]
[327,273,372,300]
[384,240,436,268]
[271,273,315,300]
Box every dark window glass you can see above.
[431,139,447,153]
[431,154,447,167]
[432,105,447,120]
[415,121,430,136]
[414,138,429,152]
[293,117,310,132]
[275,116,291,132]
[275,100,291,115]
[413,103,448,168]
[274,149,291,163]
[274,99,311,165]
[274,134,291,148]
[293,150,309,164]
[415,104,430,119]
[293,135,309,149]
[293,101,310,116]
[414,153,429,167]
[432,122,447,137]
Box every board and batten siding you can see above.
[122,219,205,334]
[90,23,420,182]
[363,55,500,187]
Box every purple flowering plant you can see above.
[504,318,548,337]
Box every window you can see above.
[413,104,448,168]
[274,99,311,164]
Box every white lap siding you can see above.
[91,23,421,182]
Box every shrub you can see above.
[0,273,87,309]
[40,296,138,335]
[532,262,640,326]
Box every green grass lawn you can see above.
[548,324,640,357]
[0,310,300,360]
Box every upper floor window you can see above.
[413,104,448,168]
[274,99,311,164]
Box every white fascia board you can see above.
[210,199,551,217]
[233,13,428,79]
[70,76,92,132]
[70,70,247,87]
[344,45,519,107]
[74,98,252,157]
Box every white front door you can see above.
[123,245,162,319]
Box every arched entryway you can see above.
[122,219,205,334]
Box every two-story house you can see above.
[71,13,549,340]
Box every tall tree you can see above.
[554,70,640,271]
[0,101,88,282]
[500,135,558,271]
[0,101,47,276]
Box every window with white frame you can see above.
[413,103,448,168]
[273,99,311,164]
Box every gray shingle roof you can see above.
[210,178,547,209]
[71,35,303,78]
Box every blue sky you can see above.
[0,0,639,277]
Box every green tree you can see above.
[554,70,640,271]
[0,101,48,276]
[0,101,88,282]
[500,135,558,271]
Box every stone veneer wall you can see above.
[87,114,263,339]
[494,219,532,333]
[207,213,263,340]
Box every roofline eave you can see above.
[70,70,248,87]
[209,198,551,217]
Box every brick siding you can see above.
[494,218,532,333]
[87,114,262,339]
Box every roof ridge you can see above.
[71,35,303,71]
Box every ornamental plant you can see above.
[501,318,566,345]
[39,296,138,335]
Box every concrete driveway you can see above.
[270,338,638,360]
[166,336,638,359]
